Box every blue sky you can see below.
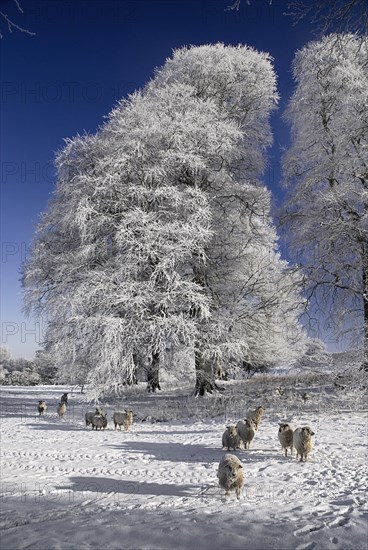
[1,0,315,359]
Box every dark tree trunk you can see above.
[194,350,218,396]
[147,352,161,392]
[362,241,368,371]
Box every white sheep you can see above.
[92,413,107,430]
[57,402,66,419]
[246,406,265,430]
[222,425,242,451]
[278,423,294,457]
[236,419,256,449]
[113,410,133,431]
[293,426,315,462]
[217,454,244,500]
[37,400,47,416]
[85,407,103,427]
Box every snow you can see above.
[1,376,367,550]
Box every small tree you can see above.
[0,346,15,375]
[33,349,57,384]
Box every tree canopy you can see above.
[282,33,368,368]
[23,44,307,398]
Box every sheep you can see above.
[236,419,256,449]
[217,454,244,500]
[85,407,104,427]
[91,413,107,430]
[57,402,66,419]
[222,425,242,451]
[293,426,315,462]
[278,423,294,457]
[246,406,265,430]
[113,410,133,431]
[60,393,68,405]
[37,400,47,416]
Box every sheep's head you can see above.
[246,419,256,429]
[226,425,238,436]
[226,463,243,480]
[302,426,315,436]
[256,406,265,414]
[278,423,291,433]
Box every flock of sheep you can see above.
[38,397,134,431]
[37,399,315,501]
[219,406,316,499]
[38,393,68,420]
[85,407,134,431]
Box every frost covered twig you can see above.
[0,0,35,39]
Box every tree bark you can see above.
[362,241,368,371]
[194,349,218,396]
[146,352,161,392]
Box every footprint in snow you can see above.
[327,516,350,528]
[258,464,271,472]
[294,524,324,536]
[295,542,316,550]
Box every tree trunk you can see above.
[362,242,368,371]
[147,352,161,392]
[194,349,218,396]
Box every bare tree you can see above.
[226,0,368,36]
[286,0,368,36]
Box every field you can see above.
[1,362,367,550]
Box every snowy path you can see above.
[0,386,367,549]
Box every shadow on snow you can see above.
[57,476,204,498]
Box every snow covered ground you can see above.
[1,371,367,550]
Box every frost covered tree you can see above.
[0,346,14,383]
[23,44,306,398]
[33,349,58,384]
[150,44,306,392]
[23,112,212,396]
[0,347,41,386]
[282,34,368,370]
